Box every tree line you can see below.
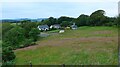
[39,10,118,27]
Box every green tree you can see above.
[60,21,70,27]
[48,17,57,25]
[40,17,57,26]
[2,46,15,67]
[20,20,31,26]
[2,47,15,62]
[20,21,37,38]
[3,26,25,48]
[105,17,117,26]
[29,28,40,41]
[75,14,90,26]
[41,19,51,26]
[2,23,14,38]
[57,16,74,24]
[90,10,107,26]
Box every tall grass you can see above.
[14,26,118,65]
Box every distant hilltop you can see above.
[1,18,47,23]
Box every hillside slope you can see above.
[14,26,118,65]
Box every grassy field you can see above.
[14,26,118,65]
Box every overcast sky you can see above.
[1,0,120,19]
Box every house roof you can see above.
[71,25,77,28]
[38,25,49,29]
[52,24,61,27]
[71,23,77,28]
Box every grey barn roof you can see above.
[38,25,49,28]
[52,24,61,27]
[71,23,77,28]
[71,25,77,28]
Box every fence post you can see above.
[29,61,32,67]
[62,64,65,67]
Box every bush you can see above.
[2,47,16,62]
[3,26,25,49]
[2,47,15,67]
[23,39,34,47]
[2,60,15,67]
[19,38,37,48]
[29,28,40,41]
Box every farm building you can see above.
[71,23,77,30]
[50,24,61,29]
[38,25,49,31]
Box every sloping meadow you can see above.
[15,26,118,65]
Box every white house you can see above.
[37,25,49,31]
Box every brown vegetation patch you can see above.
[62,37,117,43]
[15,37,118,51]
[92,31,113,34]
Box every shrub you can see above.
[2,60,15,67]
[23,39,34,47]
[29,28,40,41]
[2,47,15,62]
